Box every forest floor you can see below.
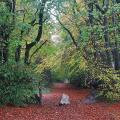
[0,83,120,120]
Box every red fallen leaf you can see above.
[0,83,120,120]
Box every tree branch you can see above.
[94,0,109,14]
[57,17,78,48]
[29,40,48,62]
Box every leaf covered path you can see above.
[0,83,120,120]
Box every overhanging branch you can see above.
[55,16,78,48]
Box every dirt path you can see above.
[0,83,120,120]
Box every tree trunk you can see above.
[88,2,97,60]
[15,30,24,62]
[3,44,9,63]
[24,0,46,64]
[0,0,16,63]
[24,45,30,64]
[15,45,21,62]
[39,88,42,104]
[111,0,120,70]
[103,16,113,67]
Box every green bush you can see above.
[97,71,120,102]
[88,63,120,102]
[0,62,39,106]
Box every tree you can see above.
[0,0,16,63]
[24,0,47,64]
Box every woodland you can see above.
[0,0,120,119]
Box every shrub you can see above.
[0,62,39,106]
[88,63,120,102]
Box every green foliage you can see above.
[70,69,89,88]
[98,70,120,102]
[0,62,39,106]
[51,68,65,83]
[88,62,120,102]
